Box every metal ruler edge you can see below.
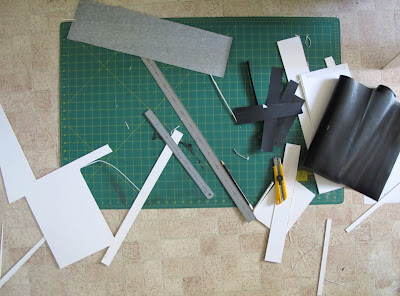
[141,57,256,222]
[144,109,214,199]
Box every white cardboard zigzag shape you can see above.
[0,105,114,269]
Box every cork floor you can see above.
[0,0,400,295]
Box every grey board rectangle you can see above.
[68,0,232,78]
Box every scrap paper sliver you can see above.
[317,219,332,296]
[0,225,2,276]
[0,237,46,288]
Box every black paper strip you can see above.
[235,67,303,152]
[258,67,284,150]
[234,102,303,125]
[274,81,303,146]
[266,67,284,105]
[261,119,277,152]
[246,61,258,105]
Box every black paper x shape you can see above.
[233,66,304,152]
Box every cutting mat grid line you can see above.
[60,17,343,209]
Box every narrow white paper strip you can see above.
[0,225,3,277]
[346,182,400,233]
[324,56,336,67]
[0,237,45,288]
[265,144,300,263]
[299,64,351,194]
[364,152,400,204]
[254,181,315,229]
[0,105,36,203]
[65,145,113,169]
[317,219,332,296]
[102,130,183,266]
[277,36,313,149]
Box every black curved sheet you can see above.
[304,76,400,200]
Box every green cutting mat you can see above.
[60,17,344,209]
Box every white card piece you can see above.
[102,130,183,266]
[299,64,351,194]
[277,37,310,84]
[0,105,36,203]
[288,182,316,227]
[300,63,351,136]
[25,145,114,268]
[313,174,343,195]
[253,185,276,228]
[364,152,400,204]
[0,104,115,269]
[265,144,300,263]
[253,181,315,229]
[324,56,336,67]
[277,36,313,149]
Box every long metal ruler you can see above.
[144,109,214,199]
[141,58,256,222]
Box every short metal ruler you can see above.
[144,109,214,200]
[59,17,344,209]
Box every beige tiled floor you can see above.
[0,0,400,295]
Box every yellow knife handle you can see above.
[279,163,287,201]
[273,165,283,205]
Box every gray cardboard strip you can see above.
[68,0,232,78]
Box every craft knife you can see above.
[273,157,287,204]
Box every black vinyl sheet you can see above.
[304,76,400,200]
